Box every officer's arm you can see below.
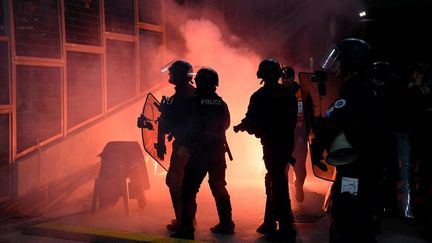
[223,102,230,131]
[234,95,260,134]
[288,94,298,130]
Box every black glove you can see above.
[310,138,328,172]
[233,123,246,133]
[155,143,166,160]
[288,156,296,166]
[137,115,145,128]
[137,115,153,130]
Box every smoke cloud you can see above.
[160,13,266,180]
[157,0,364,181]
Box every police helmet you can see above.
[370,61,398,87]
[257,59,282,82]
[194,67,219,90]
[282,66,295,79]
[320,38,371,75]
[168,60,193,84]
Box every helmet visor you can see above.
[161,60,174,73]
[320,45,339,72]
[161,60,195,77]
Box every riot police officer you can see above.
[234,59,298,241]
[137,60,195,231]
[311,38,391,243]
[171,67,234,240]
[282,66,308,203]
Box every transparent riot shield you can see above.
[298,72,344,181]
[140,93,172,171]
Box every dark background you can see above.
[174,0,432,73]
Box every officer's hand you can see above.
[155,143,166,160]
[288,156,296,166]
[311,150,328,171]
[137,115,145,128]
[233,125,240,133]
[137,115,154,130]
[310,147,324,164]
[233,123,245,133]
[310,139,328,172]
[312,160,328,172]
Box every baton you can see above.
[224,136,233,161]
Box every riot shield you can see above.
[299,72,344,181]
[140,93,172,171]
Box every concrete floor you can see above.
[0,163,430,243]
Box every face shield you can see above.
[160,60,195,84]
[160,60,174,73]
[161,60,195,76]
[319,45,339,72]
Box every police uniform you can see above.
[179,91,233,235]
[325,71,390,243]
[240,82,298,236]
[289,82,308,196]
[159,83,196,226]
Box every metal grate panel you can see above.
[13,0,61,58]
[64,0,101,46]
[0,114,9,167]
[0,0,5,35]
[0,113,10,198]
[138,0,162,25]
[66,51,102,129]
[139,29,163,93]
[0,41,9,104]
[106,39,136,109]
[16,65,62,153]
[292,213,324,224]
[104,0,134,35]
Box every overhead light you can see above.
[359,11,367,17]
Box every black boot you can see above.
[210,220,235,234]
[170,227,194,240]
[256,221,277,235]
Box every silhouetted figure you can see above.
[171,67,234,240]
[311,38,392,243]
[282,66,308,203]
[409,62,431,196]
[368,61,400,217]
[391,62,429,219]
[137,60,195,231]
[408,62,432,238]
[234,59,298,242]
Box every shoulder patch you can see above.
[162,96,174,105]
[334,99,346,109]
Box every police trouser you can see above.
[262,142,294,232]
[394,132,416,218]
[329,156,379,243]
[180,149,232,233]
[166,140,189,223]
[263,172,276,225]
[292,126,308,187]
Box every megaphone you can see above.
[326,132,359,166]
